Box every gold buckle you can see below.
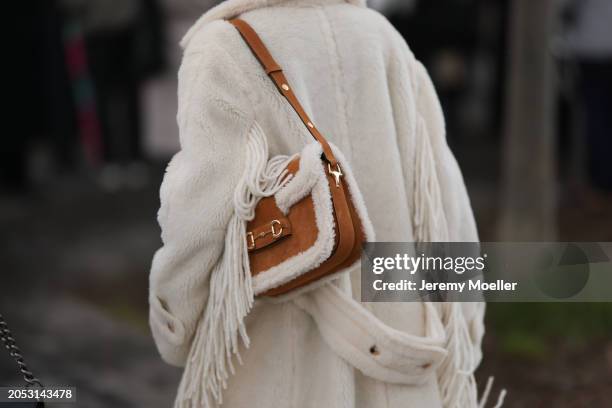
[247,220,283,250]
[327,163,343,187]
[247,232,255,250]
[271,220,283,238]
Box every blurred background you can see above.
[1,0,611,406]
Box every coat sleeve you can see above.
[412,60,486,364]
[148,38,253,366]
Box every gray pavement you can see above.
[0,173,181,407]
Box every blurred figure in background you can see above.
[563,0,612,208]
[2,0,166,193]
[61,0,166,190]
[2,0,76,193]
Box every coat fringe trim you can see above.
[173,122,291,408]
[412,117,504,407]
[436,302,479,407]
[478,377,507,408]
[412,115,449,243]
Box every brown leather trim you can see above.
[229,18,338,167]
[336,179,366,270]
[248,191,320,278]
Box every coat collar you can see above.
[181,0,367,48]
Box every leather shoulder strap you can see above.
[229,18,338,167]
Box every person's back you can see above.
[180,0,477,243]
[150,1,487,407]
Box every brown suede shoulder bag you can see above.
[229,19,373,297]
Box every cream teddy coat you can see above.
[149,1,489,407]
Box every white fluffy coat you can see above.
[149,0,486,407]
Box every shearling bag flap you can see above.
[249,143,341,295]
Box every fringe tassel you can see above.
[174,122,292,408]
[436,295,506,408]
[412,119,504,406]
[413,117,449,243]
[436,303,479,408]
[478,376,507,408]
